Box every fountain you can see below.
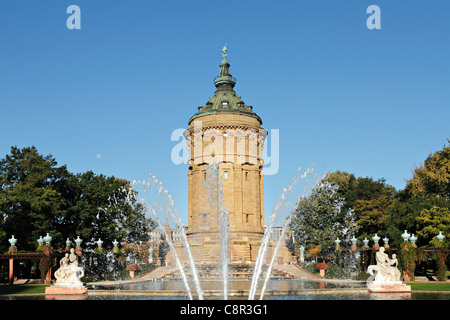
[81,164,447,302]
[92,164,363,300]
[249,165,333,300]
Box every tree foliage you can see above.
[0,146,155,252]
[290,180,355,252]
[0,146,66,250]
[415,206,450,247]
[406,139,450,198]
[398,139,450,247]
[354,195,396,239]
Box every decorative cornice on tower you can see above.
[188,45,262,125]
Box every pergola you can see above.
[0,251,51,285]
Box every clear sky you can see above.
[1,1,449,225]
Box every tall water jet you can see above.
[202,163,230,299]
[135,174,204,300]
[249,165,325,300]
[105,175,204,300]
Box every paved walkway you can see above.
[87,265,179,286]
[273,264,320,280]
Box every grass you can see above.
[408,282,450,292]
[0,284,49,295]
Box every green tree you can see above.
[0,146,67,251]
[415,206,450,247]
[384,193,450,247]
[0,146,156,252]
[353,195,396,239]
[391,138,450,247]
[290,180,354,252]
[57,170,155,249]
[322,171,396,239]
[406,138,450,198]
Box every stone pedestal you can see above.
[368,283,411,293]
[45,286,87,295]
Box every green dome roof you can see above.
[189,45,262,124]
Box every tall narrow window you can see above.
[246,214,249,223]
[224,171,228,179]
[245,172,249,180]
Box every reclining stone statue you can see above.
[367,247,402,284]
[54,248,85,289]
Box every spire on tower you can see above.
[214,44,236,88]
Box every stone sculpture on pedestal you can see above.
[367,247,411,293]
[45,248,87,295]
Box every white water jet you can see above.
[136,174,204,300]
[203,163,229,300]
[249,165,325,300]
[108,176,203,300]
[147,205,194,300]
[259,216,291,300]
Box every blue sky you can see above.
[1,1,449,225]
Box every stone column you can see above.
[8,258,14,285]
[42,245,53,285]
[8,246,16,285]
